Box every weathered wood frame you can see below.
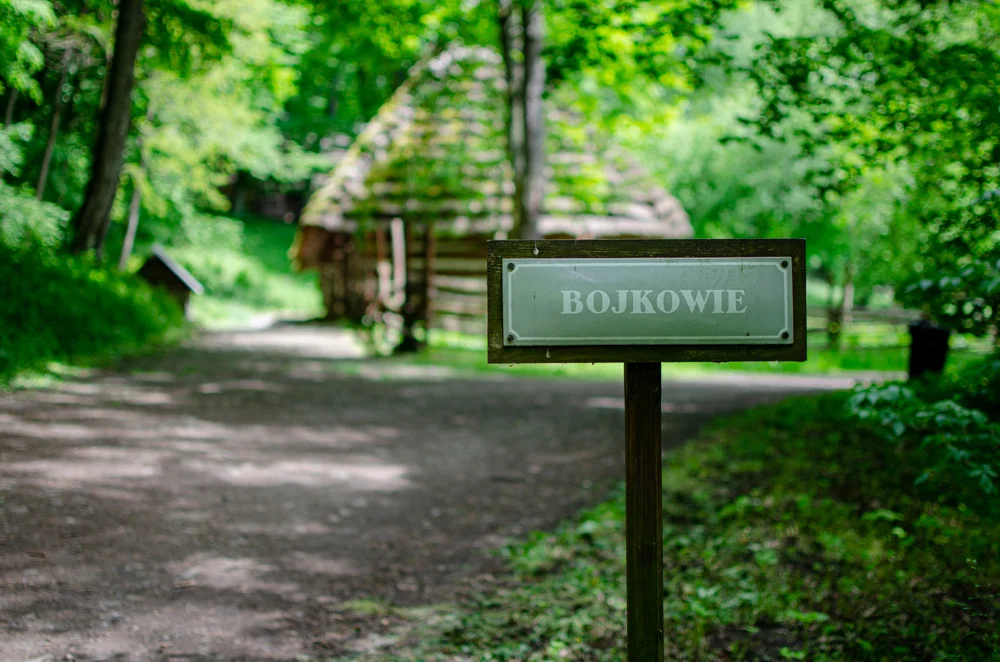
[487,239,807,364]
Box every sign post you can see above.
[487,239,806,660]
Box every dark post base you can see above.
[624,362,664,662]
[908,320,951,379]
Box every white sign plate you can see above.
[502,257,794,346]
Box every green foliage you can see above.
[946,354,1000,419]
[746,0,1000,295]
[546,0,744,101]
[900,257,1000,337]
[281,0,497,143]
[163,215,322,326]
[0,123,68,248]
[0,242,185,382]
[848,354,1000,505]
[0,179,69,249]
[0,0,53,98]
[342,393,1000,661]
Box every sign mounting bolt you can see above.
[507,263,515,271]
[781,331,790,340]
[507,333,516,343]
[781,260,788,268]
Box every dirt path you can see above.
[0,326,859,662]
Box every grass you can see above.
[348,327,992,382]
[330,392,1000,661]
[0,243,187,385]
[168,215,323,328]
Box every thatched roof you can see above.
[296,45,690,267]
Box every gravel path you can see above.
[0,326,858,662]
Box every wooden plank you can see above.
[435,286,487,299]
[487,239,808,364]
[408,256,488,276]
[434,275,489,294]
[431,298,488,316]
[624,362,663,662]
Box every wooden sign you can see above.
[486,238,807,662]
[488,239,806,364]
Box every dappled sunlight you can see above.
[0,324,850,661]
[584,396,704,413]
[222,520,336,538]
[357,363,462,381]
[6,447,167,485]
[198,325,366,360]
[184,457,410,489]
[170,555,302,597]
[286,551,360,578]
[197,379,288,394]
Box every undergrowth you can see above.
[0,243,185,383]
[332,363,1000,661]
[165,215,322,327]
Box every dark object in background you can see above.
[908,320,951,379]
[138,245,204,315]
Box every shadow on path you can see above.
[0,325,855,661]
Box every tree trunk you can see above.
[37,47,74,200]
[231,171,247,216]
[69,0,146,255]
[518,0,545,240]
[3,89,17,126]
[827,263,855,350]
[498,0,524,233]
[118,181,141,270]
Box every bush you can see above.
[901,257,1000,337]
[847,354,1000,508]
[0,180,69,250]
[0,243,185,382]
[371,393,1000,661]
[162,215,322,321]
[0,123,69,250]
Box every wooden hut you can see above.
[138,245,204,315]
[292,45,691,347]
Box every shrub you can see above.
[0,123,69,250]
[900,257,1000,337]
[163,215,321,318]
[0,181,70,250]
[848,364,1000,508]
[0,243,185,382]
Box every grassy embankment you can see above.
[2,215,321,384]
[329,357,1000,661]
[0,243,185,385]
[355,327,994,381]
[168,215,323,328]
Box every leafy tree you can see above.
[0,0,54,104]
[748,0,1000,312]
